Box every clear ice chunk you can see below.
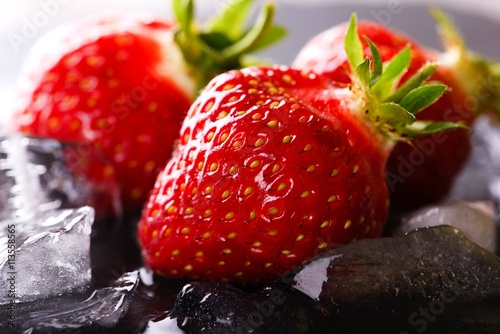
[0,271,139,333]
[393,201,498,254]
[448,116,500,202]
[0,134,121,226]
[0,135,89,224]
[0,206,94,304]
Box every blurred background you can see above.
[1,0,500,124]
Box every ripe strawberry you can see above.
[10,0,285,217]
[138,15,462,282]
[293,10,500,212]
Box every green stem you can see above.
[430,8,500,121]
[386,63,437,103]
[172,0,285,92]
[345,13,465,142]
[220,3,276,62]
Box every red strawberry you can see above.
[9,0,285,217]
[138,15,462,282]
[293,10,500,212]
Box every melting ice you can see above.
[0,206,94,304]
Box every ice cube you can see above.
[0,135,90,226]
[448,116,500,202]
[0,135,121,226]
[0,270,139,333]
[393,201,498,254]
[0,135,49,223]
[0,206,94,304]
[490,178,500,204]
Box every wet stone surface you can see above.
[164,226,500,334]
[292,226,500,305]
[171,281,321,334]
[289,226,500,333]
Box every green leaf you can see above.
[172,0,185,28]
[249,25,287,52]
[199,32,234,50]
[430,8,500,121]
[206,0,253,40]
[355,58,371,87]
[371,46,411,100]
[221,2,277,60]
[386,62,437,103]
[429,8,465,53]
[400,84,447,114]
[347,10,468,143]
[365,37,383,86]
[173,0,193,35]
[174,30,199,66]
[404,120,469,137]
[344,13,364,69]
[378,102,416,126]
[173,0,285,91]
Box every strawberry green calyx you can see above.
[430,8,500,121]
[173,0,286,91]
[345,13,467,142]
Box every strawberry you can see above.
[138,15,462,282]
[9,0,285,217]
[293,10,500,212]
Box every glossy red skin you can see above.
[12,12,192,215]
[138,66,389,282]
[293,22,472,212]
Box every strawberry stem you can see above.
[220,3,276,62]
[386,63,438,103]
[430,8,500,122]
[345,13,467,141]
[173,0,286,92]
